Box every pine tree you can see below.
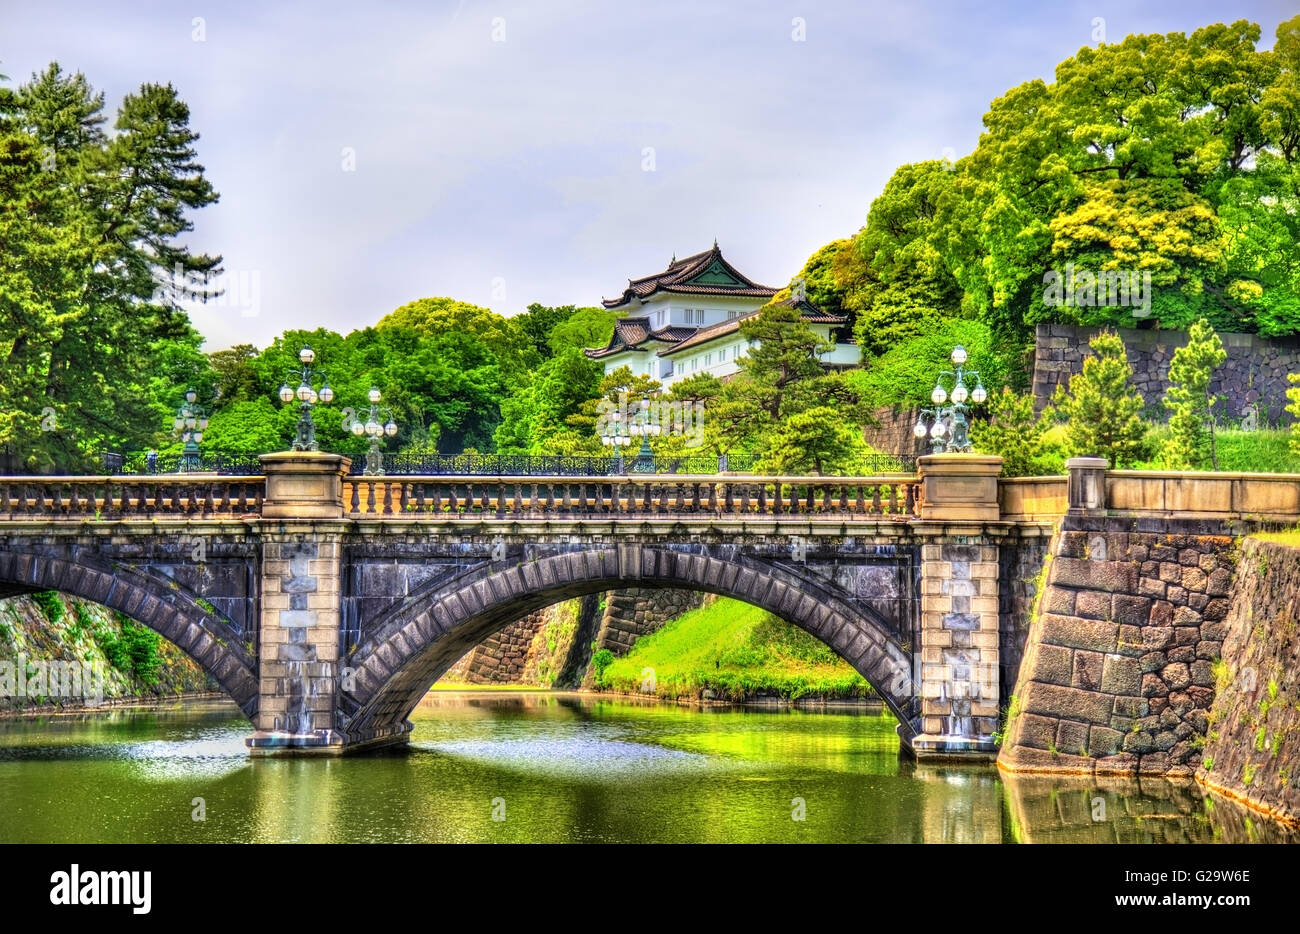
[971,388,1045,476]
[1161,318,1226,470]
[1051,330,1147,468]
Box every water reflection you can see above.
[0,692,1291,843]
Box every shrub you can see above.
[31,591,65,624]
[591,649,615,682]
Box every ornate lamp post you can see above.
[628,395,661,473]
[913,344,987,453]
[599,395,661,474]
[172,388,209,472]
[350,386,398,475]
[277,346,334,452]
[599,398,633,474]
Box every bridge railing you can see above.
[0,476,265,520]
[341,475,921,520]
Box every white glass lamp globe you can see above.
[279,384,294,403]
[913,420,928,439]
[193,432,203,443]
[952,384,968,405]
[931,384,947,405]
[971,384,987,405]
[185,389,197,404]
[385,421,398,437]
[318,384,334,404]
[308,388,318,404]
[296,383,311,402]
[366,419,381,437]
[299,347,315,365]
[951,345,968,366]
[173,417,184,431]
[351,420,365,437]
[368,387,381,404]
[931,420,946,438]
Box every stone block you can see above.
[1035,644,1074,686]
[1112,595,1151,626]
[1138,577,1170,600]
[1161,662,1191,691]
[1101,654,1141,695]
[1022,681,1114,725]
[1074,590,1111,620]
[1071,650,1104,690]
[1040,614,1118,653]
[1056,718,1090,755]
[1180,567,1207,592]
[1089,726,1123,758]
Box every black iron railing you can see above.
[101,452,265,476]
[26,451,916,478]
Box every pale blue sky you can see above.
[2,0,1294,350]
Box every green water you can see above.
[0,692,1292,843]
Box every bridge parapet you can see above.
[0,475,264,520]
[342,474,922,520]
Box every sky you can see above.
[2,0,1295,351]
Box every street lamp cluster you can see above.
[600,395,661,473]
[352,386,398,476]
[154,347,404,474]
[278,346,334,452]
[914,344,987,453]
[173,388,209,472]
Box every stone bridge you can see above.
[0,453,1066,758]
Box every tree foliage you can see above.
[1049,331,1147,467]
[1161,318,1227,469]
[971,388,1047,477]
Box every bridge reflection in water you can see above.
[0,693,1289,843]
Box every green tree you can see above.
[1161,318,1227,469]
[1050,331,1147,467]
[547,306,619,354]
[757,406,868,475]
[511,302,577,360]
[847,161,964,357]
[0,64,221,471]
[971,388,1046,477]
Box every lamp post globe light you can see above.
[277,346,334,452]
[913,344,987,454]
[598,394,661,474]
[352,386,398,476]
[173,387,209,472]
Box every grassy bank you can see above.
[595,597,875,702]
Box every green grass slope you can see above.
[596,597,875,702]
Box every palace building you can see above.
[584,243,860,389]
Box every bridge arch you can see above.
[0,549,258,717]
[342,544,918,747]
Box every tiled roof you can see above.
[583,319,697,359]
[658,302,847,357]
[602,243,778,309]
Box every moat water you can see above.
[0,691,1292,843]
